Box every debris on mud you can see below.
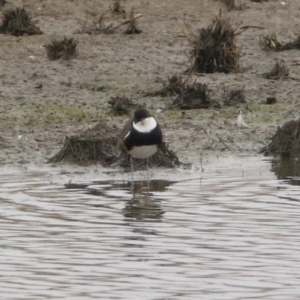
[145,75,215,109]
[47,120,179,168]
[75,9,142,35]
[260,34,300,52]
[111,0,126,14]
[75,13,115,35]
[47,121,120,165]
[218,0,246,11]
[259,34,282,51]
[169,79,212,109]
[0,0,7,8]
[123,8,142,34]
[0,8,43,36]
[108,96,137,115]
[45,37,78,60]
[262,60,289,80]
[266,96,277,105]
[223,86,246,106]
[185,13,242,73]
[146,75,194,97]
[260,119,300,157]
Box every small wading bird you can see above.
[123,108,162,188]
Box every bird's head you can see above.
[133,108,151,125]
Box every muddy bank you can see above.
[0,0,299,167]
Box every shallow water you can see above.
[1,156,300,299]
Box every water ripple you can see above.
[0,157,300,299]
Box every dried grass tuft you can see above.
[185,13,242,74]
[223,86,246,106]
[123,8,142,34]
[0,7,43,36]
[262,60,289,80]
[111,0,126,14]
[108,96,137,115]
[219,0,246,11]
[45,37,78,61]
[75,12,115,35]
[260,119,300,158]
[169,79,211,109]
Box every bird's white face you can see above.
[133,116,157,133]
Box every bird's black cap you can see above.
[133,108,151,123]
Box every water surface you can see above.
[1,156,300,299]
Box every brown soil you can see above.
[0,0,300,167]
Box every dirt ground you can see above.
[0,0,300,167]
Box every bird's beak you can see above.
[141,118,145,125]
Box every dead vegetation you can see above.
[45,37,78,60]
[0,8,43,36]
[169,80,211,109]
[123,8,142,34]
[0,0,7,8]
[111,0,126,14]
[47,121,120,165]
[185,13,242,74]
[75,9,142,35]
[266,96,277,104]
[223,86,246,106]
[75,13,115,34]
[260,119,300,158]
[218,0,246,11]
[108,96,137,115]
[147,75,194,97]
[47,120,179,168]
[260,34,300,52]
[145,75,213,109]
[262,60,289,80]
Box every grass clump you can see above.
[186,13,242,74]
[169,79,211,109]
[223,86,246,106]
[145,75,212,109]
[0,8,43,36]
[146,75,194,97]
[260,119,300,158]
[45,37,78,60]
[108,96,137,115]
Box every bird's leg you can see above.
[130,156,134,192]
[145,158,150,191]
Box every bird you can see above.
[236,110,248,128]
[123,108,163,189]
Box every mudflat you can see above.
[0,0,299,166]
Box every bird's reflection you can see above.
[123,195,164,221]
[123,179,174,222]
[68,179,175,221]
